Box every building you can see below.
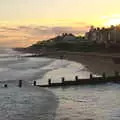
[86,25,120,46]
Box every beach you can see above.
[41,51,120,120]
[43,51,120,76]
[15,47,120,75]
[0,48,119,120]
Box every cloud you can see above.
[0,34,8,38]
[51,26,89,35]
[0,24,89,47]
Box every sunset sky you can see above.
[0,0,120,47]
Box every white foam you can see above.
[41,59,70,70]
[37,59,92,85]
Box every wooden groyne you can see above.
[37,72,120,87]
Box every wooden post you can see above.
[48,79,51,86]
[90,74,93,80]
[75,76,79,81]
[33,81,36,86]
[102,72,106,79]
[114,71,119,82]
[4,84,8,88]
[18,80,22,88]
[115,71,119,77]
[61,77,65,84]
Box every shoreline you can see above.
[41,51,120,75]
[13,48,120,75]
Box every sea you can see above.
[0,48,120,120]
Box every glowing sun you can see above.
[105,17,120,26]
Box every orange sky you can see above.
[0,0,120,47]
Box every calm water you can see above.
[0,48,120,120]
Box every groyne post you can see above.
[75,76,79,81]
[90,74,93,80]
[61,77,65,84]
[102,72,106,80]
[115,71,119,77]
[114,71,119,82]
[48,79,51,86]
[33,81,36,86]
[18,80,22,88]
[4,84,8,88]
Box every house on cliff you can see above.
[86,25,120,47]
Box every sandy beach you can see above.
[15,47,120,75]
[44,51,120,76]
